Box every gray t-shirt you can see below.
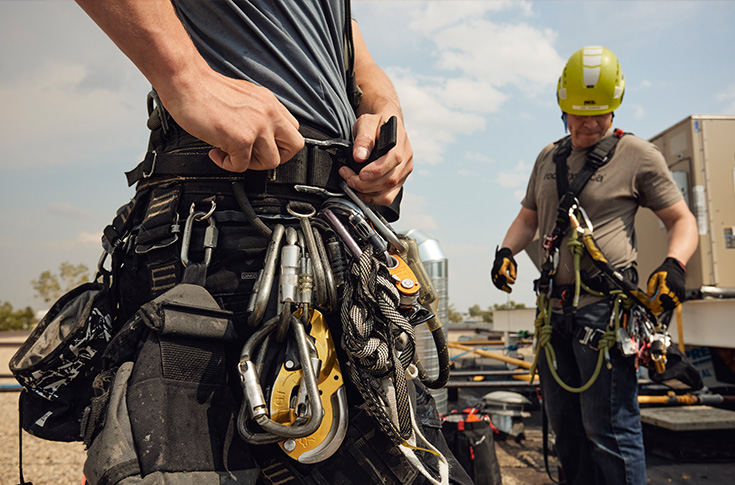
[522,128,682,304]
[171,0,355,139]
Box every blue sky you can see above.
[1,1,734,314]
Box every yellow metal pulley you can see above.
[269,308,347,463]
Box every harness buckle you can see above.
[577,326,605,351]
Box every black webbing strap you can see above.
[344,0,361,111]
[125,143,347,195]
[135,186,183,297]
[548,129,626,250]
[101,189,149,259]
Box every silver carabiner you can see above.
[237,314,324,445]
[247,224,285,327]
[180,202,218,267]
[338,181,406,253]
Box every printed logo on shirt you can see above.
[543,172,605,183]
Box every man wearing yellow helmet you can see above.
[491,46,698,484]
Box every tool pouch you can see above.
[83,265,259,484]
[10,281,114,442]
[647,344,703,391]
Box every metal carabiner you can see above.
[247,224,285,327]
[237,313,324,445]
[319,207,362,259]
[287,202,327,307]
[568,199,594,234]
[338,180,406,254]
[180,202,218,267]
[322,198,389,262]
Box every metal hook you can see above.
[192,199,216,221]
[181,208,218,267]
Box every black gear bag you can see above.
[9,280,114,441]
[442,408,503,485]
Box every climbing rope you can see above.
[340,245,416,440]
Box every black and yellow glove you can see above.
[647,257,686,313]
[492,247,517,293]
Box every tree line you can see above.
[2,261,526,331]
[0,262,90,331]
[447,301,526,324]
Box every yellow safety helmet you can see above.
[557,46,625,115]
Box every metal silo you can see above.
[406,228,449,415]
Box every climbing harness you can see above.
[529,130,677,392]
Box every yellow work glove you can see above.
[491,247,517,293]
[647,257,686,313]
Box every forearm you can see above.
[655,200,699,266]
[664,217,699,266]
[352,21,403,121]
[74,0,303,172]
[501,207,539,255]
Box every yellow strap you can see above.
[401,440,441,456]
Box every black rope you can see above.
[17,395,33,485]
[232,182,272,238]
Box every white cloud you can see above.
[77,231,103,245]
[409,1,532,34]
[0,61,148,170]
[464,152,493,164]
[716,84,735,114]
[45,201,92,220]
[433,20,562,91]
[383,2,565,166]
[391,71,486,165]
[396,192,439,233]
[631,104,646,119]
[498,160,532,189]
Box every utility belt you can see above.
[126,90,401,222]
[126,135,347,208]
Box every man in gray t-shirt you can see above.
[71,2,473,485]
[76,0,412,206]
[491,46,698,484]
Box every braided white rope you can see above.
[340,246,416,439]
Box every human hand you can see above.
[492,247,517,293]
[647,257,686,313]
[339,113,413,205]
[158,69,304,173]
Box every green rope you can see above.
[567,226,585,309]
[528,212,623,393]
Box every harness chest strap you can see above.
[550,128,626,247]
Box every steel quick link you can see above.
[278,227,301,315]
